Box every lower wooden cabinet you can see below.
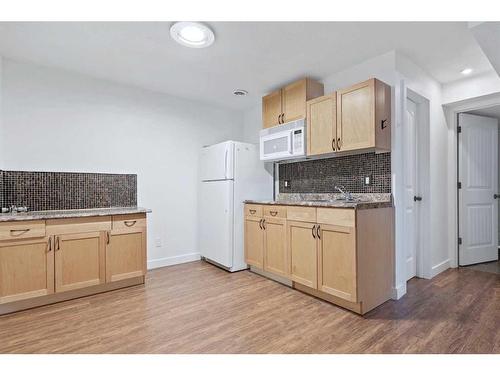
[244,203,394,314]
[244,216,265,268]
[0,237,54,304]
[55,231,106,293]
[288,221,317,289]
[0,213,148,315]
[317,224,357,302]
[106,228,147,282]
[263,217,288,278]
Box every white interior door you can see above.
[199,180,234,268]
[459,113,499,266]
[404,99,418,280]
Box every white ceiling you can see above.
[0,22,494,110]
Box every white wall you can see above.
[442,71,500,104]
[0,59,244,269]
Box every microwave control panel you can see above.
[293,129,304,153]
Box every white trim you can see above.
[392,283,407,300]
[430,259,451,278]
[444,92,500,269]
[147,253,201,270]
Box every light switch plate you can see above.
[365,176,371,185]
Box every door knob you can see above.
[414,196,422,202]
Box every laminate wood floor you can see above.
[0,261,498,353]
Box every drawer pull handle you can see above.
[249,209,256,214]
[10,229,30,236]
[259,219,263,229]
[262,219,266,230]
[316,225,321,239]
[270,211,278,216]
[124,220,137,227]
[312,225,316,239]
[106,231,110,245]
[47,237,52,252]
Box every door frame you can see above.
[444,92,500,268]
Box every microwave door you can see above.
[260,131,293,160]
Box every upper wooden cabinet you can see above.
[336,78,391,152]
[262,78,324,129]
[307,94,337,156]
[306,78,391,156]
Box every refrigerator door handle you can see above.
[224,149,228,179]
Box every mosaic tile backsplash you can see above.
[0,170,137,211]
[279,152,391,194]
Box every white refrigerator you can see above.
[199,141,272,272]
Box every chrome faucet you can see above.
[335,185,353,201]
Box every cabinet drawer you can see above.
[0,220,46,241]
[263,206,286,218]
[245,204,263,217]
[286,206,316,222]
[317,208,355,227]
[46,216,111,235]
[112,214,146,231]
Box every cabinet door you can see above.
[0,237,54,304]
[263,217,288,277]
[262,90,283,129]
[282,79,307,123]
[106,228,147,282]
[288,221,318,288]
[307,94,336,156]
[55,231,105,293]
[317,224,357,302]
[337,79,375,152]
[245,216,264,268]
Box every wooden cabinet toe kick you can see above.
[0,276,145,316]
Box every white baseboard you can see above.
[430,258,450,278]
[391,283,406,300]
[147,253,201,270]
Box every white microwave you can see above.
[259,119,306,161]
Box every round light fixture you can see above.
[233,89,248,96]
[170,22,215,48]
[461,68,473,75]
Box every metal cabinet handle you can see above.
[124,220,137,227]
[316,225,321,239]
[47,237,52,252]
[258,219,263,229]
[10,228,30,236]
[331,138,336,151]
[106,231,110,245]
[494,194,500,199]
[262,219,266,230]
[56,236,60,250]
[381,119,388,129]
[312,225,316,239]
[249,209,256,214]
[277,114,282,124]
[337,138,341,150]
[269,211,278,216]
[414,196,423,202]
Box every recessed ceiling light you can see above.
[170,22,215,48]
[461,68,473,75]
[233,89,248,96]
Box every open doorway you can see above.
[457,108,500,275]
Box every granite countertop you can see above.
[0,207,152,222]
[245,193,392,210]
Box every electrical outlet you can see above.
[155,238,162,247]
[284,180,291,188]
[365,176,371,185]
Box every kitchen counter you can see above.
[0,206,152,222]
[245,193,392,210]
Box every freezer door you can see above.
[199,180,234,268]
[200,141,234,181]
